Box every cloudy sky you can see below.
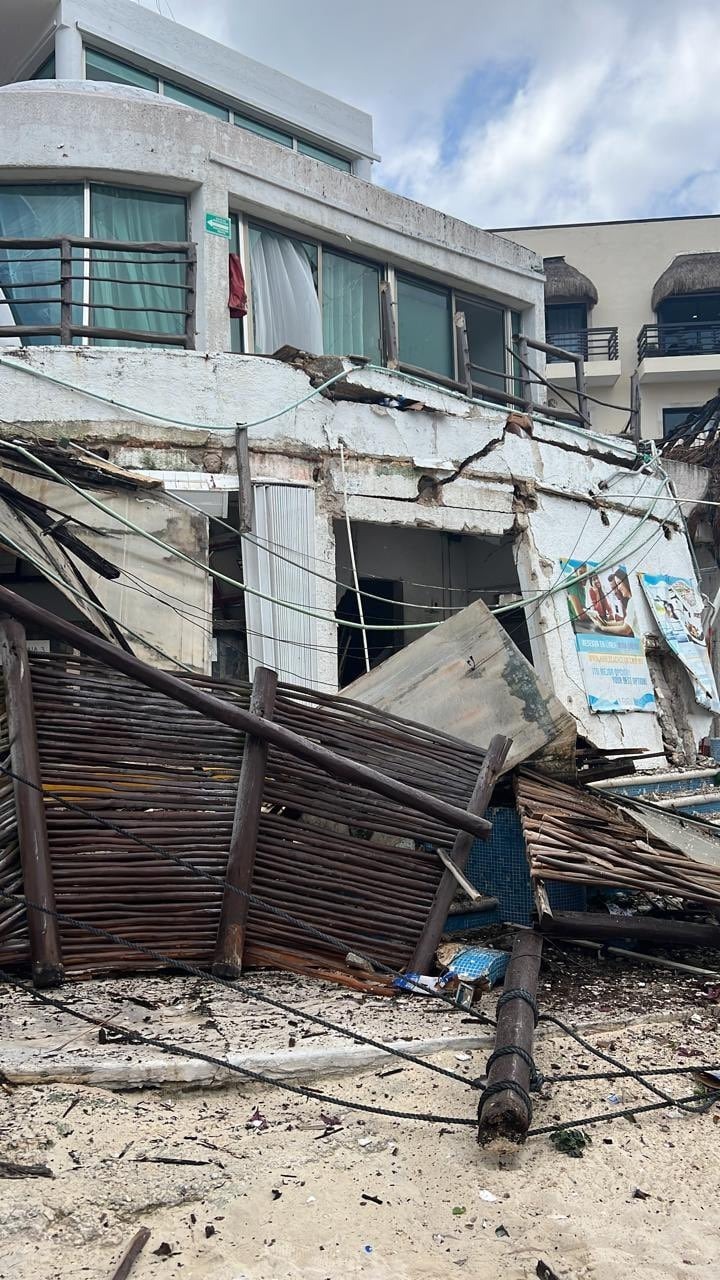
[144,0,720,228]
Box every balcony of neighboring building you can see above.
[541,258,621,388]
[637,254,720,384]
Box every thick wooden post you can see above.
[212,666,277,978]
[407,734,512,975]
[0,620,63,987]
[477,930,543,1144]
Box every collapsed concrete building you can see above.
[0,0,716,775]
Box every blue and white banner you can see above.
[639,573,720,713]
[562,558,656,714]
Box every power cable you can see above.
[0,970,477,1127]
[0,884,481,1089]
[2,441,675,634]
[0,524,196,674]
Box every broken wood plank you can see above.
[108,1227,151,1280]
[212,666,277,978]
[0,1159,53,1179]
[435,846,487,903]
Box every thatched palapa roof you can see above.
[652,252,720,311]
[543,255,598,306]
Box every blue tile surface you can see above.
[444,805,586,932]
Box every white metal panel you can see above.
[242,483,319,687]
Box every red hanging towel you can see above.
[228,253,248,319]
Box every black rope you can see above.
[546,1062,720,1084]
[528,1088,720,1137]
[486,1043,541,1089]
[0,888,477,1089]
[0,969,476,1127]
[496,987,539,1027]
[478,1078,533,1122]
[540,1012,710,1116]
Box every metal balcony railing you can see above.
[545,326,619,362]
[0,236,196,347]
[638,321,720,363]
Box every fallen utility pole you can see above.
[213,666,277,978]
[0,585,491,840]
[0,619,63,988]
[477,929,543,1144]
[408,734,512,974]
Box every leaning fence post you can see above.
[0,619,63,987]
[407,733,512,975]
[212,666,278,979]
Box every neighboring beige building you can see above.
[498,215,720,441]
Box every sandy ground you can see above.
[1,949,720,1280]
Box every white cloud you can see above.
[137,0,720,228]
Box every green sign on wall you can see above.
[205,212,231,239]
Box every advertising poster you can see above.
[562,558,656,713]
[639,573,720,712]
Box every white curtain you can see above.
[250,227,323,355]
[242,484,319,688]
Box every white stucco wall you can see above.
[0,345,711,759]
[498,215,720,440]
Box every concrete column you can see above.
[190,175,231,353]
[354,157,373,182]
[55,3,84,79]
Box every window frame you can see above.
[232,212,523,396]
[240,214,386,361]
[662,406,700,440]
[0,178,189,346]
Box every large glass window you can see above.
[234,113,293,148]
[396,275,453,378]
[249,225,321,355]
[164,82,229,120]
[323,252,381,362]
[0,184,83,345]
[297,141,352,172]
[459,294,506,392]
[663,406,700,439]
[90,185,188,345]
[85,49,159,91]
[31,53,56,80]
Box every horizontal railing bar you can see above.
[0,324,188,344]
[87,302,190,315]
[0,279,63,291]
[0,275,191,290]
[70,325,188,344]
[0,236,194,251]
